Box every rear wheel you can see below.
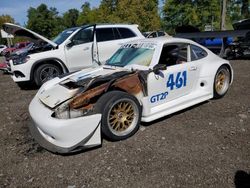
[95,91,141,141]
[213,65,230,99]
[34,64,62,86]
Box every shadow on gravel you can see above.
[141,101,209,127]
[25,140,45,155]
[58,145,102,157]
[17,82,39,90]
[234,170,250,188]
[21,126,46,155]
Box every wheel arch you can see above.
[107,86,144,106]
[30,58,69,80]
[220,63,233,84]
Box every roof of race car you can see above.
[123,36,210,52]
[126,36,200,46]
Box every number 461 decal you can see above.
[167,71,187,90]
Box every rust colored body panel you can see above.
[70,83,109,109]
[69,72,145,110]
[112,73,143,95]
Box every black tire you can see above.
[213,65,231,99]
[34,64,62,86]
[95,91,142,141]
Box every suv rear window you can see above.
[96,28,115,42]
[117,28,136,39]
[96,27,137,42]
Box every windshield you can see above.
[106,43,156,67]
[53,28,78,45]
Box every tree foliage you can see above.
[77,0,161,31]
[162,0,250,33]
[77,2,99,25]
[26,4,63,39]
[0,14,15,44]
[63,9,79,28]
[228,0,249,23]
[162,0,221,33]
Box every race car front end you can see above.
[29,94,102,153]
[28,70,107,153]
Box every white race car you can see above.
[29,37,233,154]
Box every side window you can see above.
[191,45,207,61]
[178,45,188,62]
[117,28,136,39]
[157,31,165,37]
[71,28,93,45]
[96,28,115,42]
[159,44,188,66]
[148,32,157,38]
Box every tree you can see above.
[63,9,79,28]
[26,4,63,39]
[77,2,99,25]
[162,0,221,33]
[0,15,15,44]
[241,0,249,18]
[97,0,161,31]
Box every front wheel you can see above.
[34,64,62,86]
[213,65,231,99]
[95,91,142,141]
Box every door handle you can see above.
[83,47,89,51]
[190,66,197,71]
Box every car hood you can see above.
[38,66,130,108]
[2,23,57,48]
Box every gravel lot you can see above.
[0,58,249,187]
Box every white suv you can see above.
[3,23,144,87]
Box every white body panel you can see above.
[29,95,102,148]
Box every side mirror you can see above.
[66,40,74,48]
[153,64,167,74]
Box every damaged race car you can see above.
[29,37,233,154]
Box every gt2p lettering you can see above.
[150,91,169,103]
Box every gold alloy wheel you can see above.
[215,68,230,95]
[107,99,139,136]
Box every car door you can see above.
[147,43,201,108]
[95,27,118,63]
[64,26,94,72]
[97,27,140,63]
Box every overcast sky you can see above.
[0,0,101,26]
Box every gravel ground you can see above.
[0,59,249,188]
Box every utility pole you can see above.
[220,0,227,30]
[219,0,227,57]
